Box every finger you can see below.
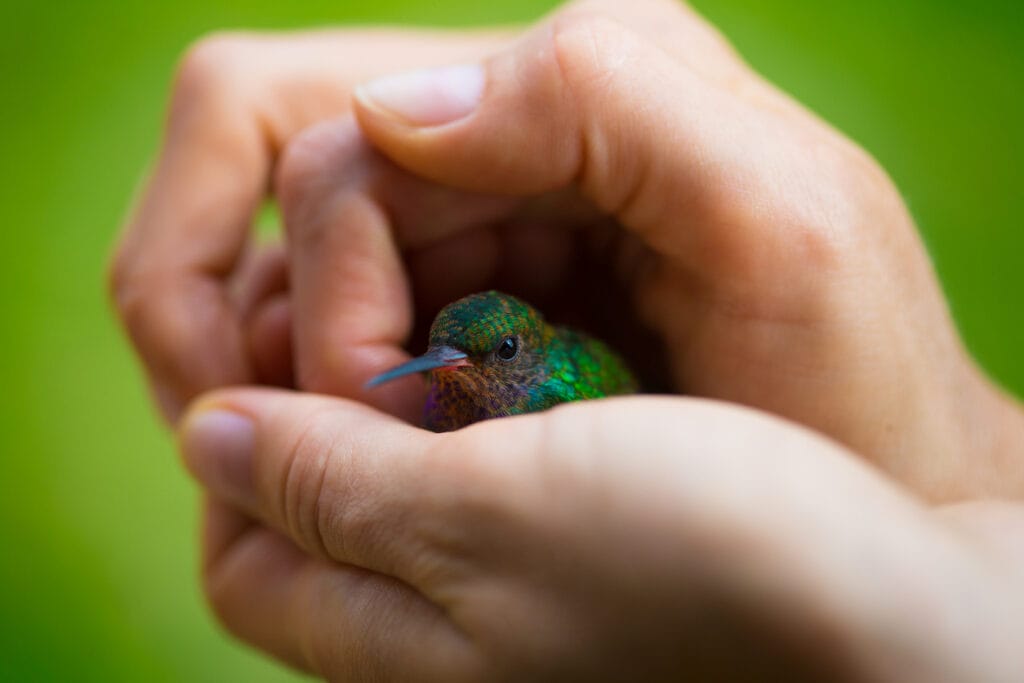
[245,293,294,388]
[231,241,288,321]
[229,243,295,386]
[278,118,422,422]
[201,499,478,680]
[276,116,521,421]
[351,13,722,245]
[201,498,312,671]
[543,0,749,80]
[277,110,616,409]
[178,388,456,585]
[109,29,513,423]
[353,7,838,290]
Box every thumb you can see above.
[177,388,436,577]
[353,13,763,244]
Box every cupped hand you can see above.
[110,0,1023,499]
[110,2,1024,678]
[278,0,1023,500]
[179,389,1024,682]
[108,27,513,421]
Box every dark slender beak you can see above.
[365,346,470,388]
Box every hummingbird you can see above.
[367,291,639,432]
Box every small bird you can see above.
[367,291,639,432]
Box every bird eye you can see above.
[496,336,519,362]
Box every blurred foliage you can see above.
[0,0,1020,680]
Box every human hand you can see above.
[179,390,1024,682]
[107,27,513,422]
[109,0,1024,499]
[115,4,1024,678]
[331,0,1024,500]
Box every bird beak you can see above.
[365,346,470,388]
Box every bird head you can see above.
[366,291,549,390]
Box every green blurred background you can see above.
[1,0,1021,680]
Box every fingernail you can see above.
[355,63,485,127]
[180,409,256,508]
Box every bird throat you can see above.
[423,365,540,432]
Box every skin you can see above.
[179,391,1024,682]
[109,0,1024,679]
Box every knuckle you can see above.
[550,9,641,92]
[106,238,160,319]
[794,144,892,267]
[280,410,338,557]
[274,124,329,227]
[278,406,411,569]
[106,243,135,313]
[106,255,179,348]
[107,249,156,335]
[315,435,404,570]
[170,32,259,122]
[546,10,648,211]
[174,32,251,95]
[275,119,370,237]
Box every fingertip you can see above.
[352,24,579,195]
[175,387,274,472]
[353,63,485,129]
[178,399,258,510]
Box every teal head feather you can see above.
[368,291,638,432]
